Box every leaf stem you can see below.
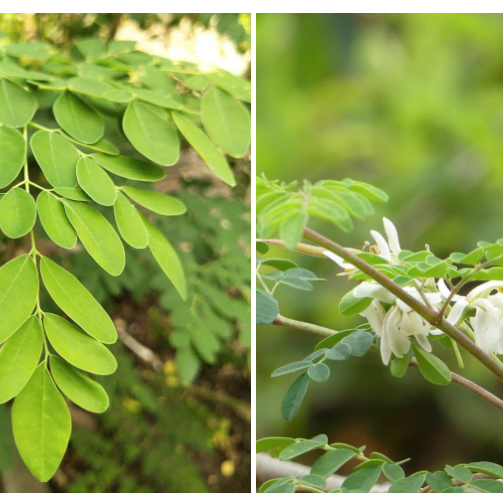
[273,314,336,337]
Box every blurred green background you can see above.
[257,13,503,476]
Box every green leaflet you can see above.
[53,187,91,201]
[175,345,201,385]
[40,257,117,344]
[0,125,26,188]
[103,89,134,103]
[412,344,452,386]
[143,217,186,300]
[121,186,186,216]
[131,87,185,110]
[50,355,109,413]
[6,42,51,60]
[91,154,166,181]
[53,91,104,144]
[76,157,117,206]
[123,100,180,166]
[76,38,107,60]
[0,255,39,343]
[172,111,236,187]
[12,364,71,482]
[0,317,43,403]
[44,314,117,375]
[281,373,309,420]
[207,69,251,103]
[59,131,120,155]
[201,85,250,157]
[30,130,79,188]
[113,191,148,249]
[37,192,77,249]
[0,78,37,127]
[68,76,115,98]
[64,200,125,276]
[0,188,36,238]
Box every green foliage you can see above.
[0,37,250,482]
[67,192,251,385]
[257,176,387,248]
[65,349,217,493]
[258,435,503,493]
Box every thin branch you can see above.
[273,314,336,337]
[301,227,503,383]
[269,312,503,414]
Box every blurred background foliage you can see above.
[257,12,503,479]
[0,13,250,493]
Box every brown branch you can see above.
[302,227,503,383]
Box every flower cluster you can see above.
[325,218,503,364]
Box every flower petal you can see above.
[382,217,401,255]
[445,299,468,326]
[385,307,411,358]
[467,281,503,301]
[472,299,501,353]
[323,250,356,270]
[437,279,464,302]
[370,230,391,262]
[354,282,396,304]
[361,300,385,337]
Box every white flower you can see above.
[438,280,503,354]
[355,283,441,365]
[323,217,402,271]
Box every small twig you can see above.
[115,318,163,372]
[273,314,335,337]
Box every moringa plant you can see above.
[0,37,250,482]
[256,175,503,493]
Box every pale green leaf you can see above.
[0,188,36,238]
[53,91,104,144]
[68,76,115,98]
[207,69,251,102]
[143,217,186,299]
[123,100,179,166]
[30,131,79,188]
[0,125,25,188]
[12,364,71,482]
[113,191,148,249]
[76,157,117,206]
[0,316,43,403]
[40,256,117,344]
[0,79,36,127]
[91,153,166,181]
[412,344,452,386]
[53,187,91,201]
[121,186,185,216]
[201,85,250,157]
[50,355,109,413]
[0,255,39,344]
[64,200,125,276]
[44,314,117,375]
[172,111,235,186]
[37,192,77,249]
